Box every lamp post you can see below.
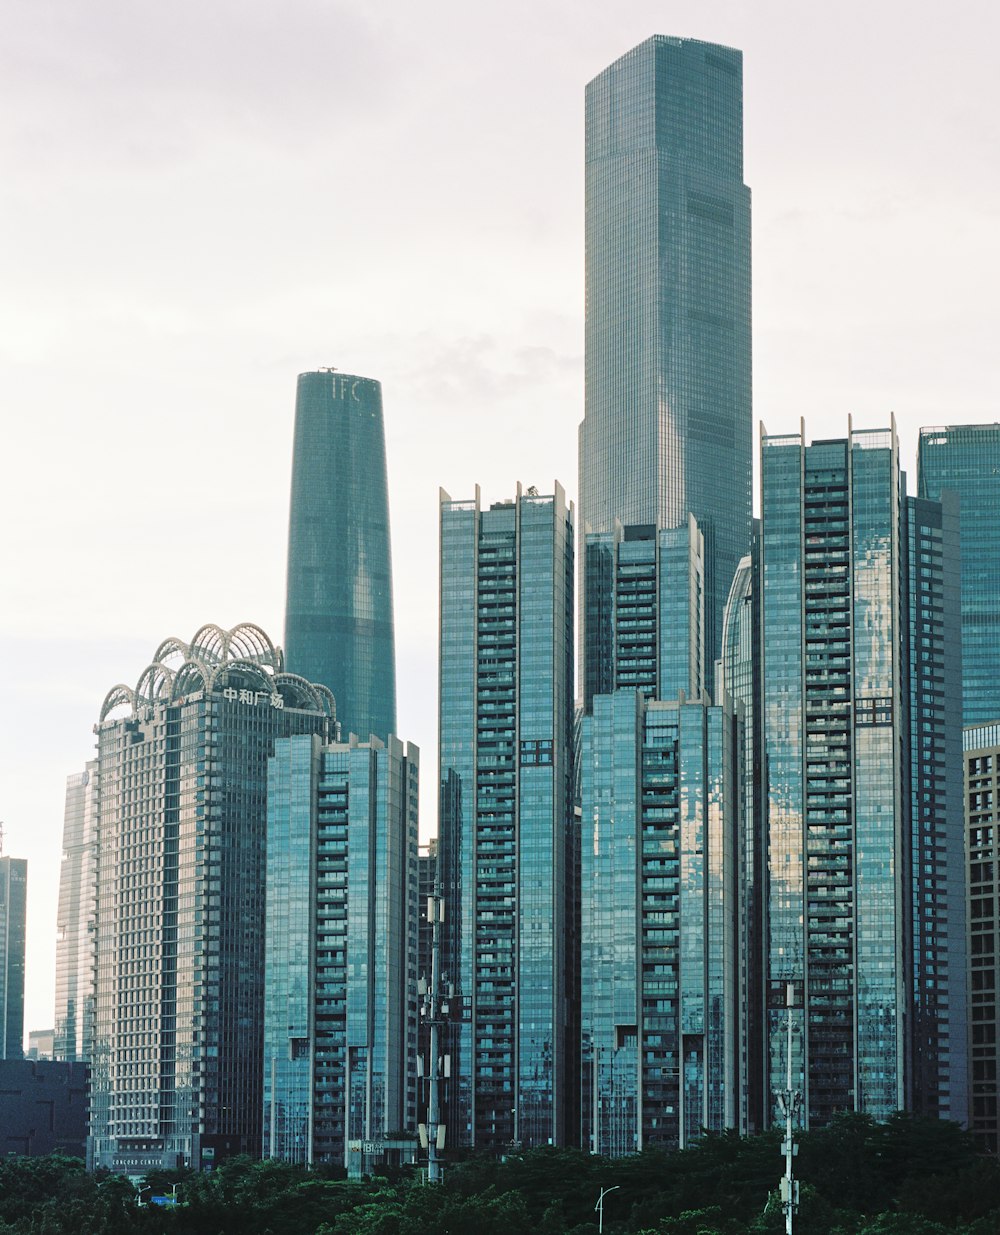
[595,1184,620,1235]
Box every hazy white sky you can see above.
[3,0,999,1040]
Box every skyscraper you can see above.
[716,537,763,1134]
[918,424,1000,727]
[579,690,740,1154]
[263,732,419,1170]
[759,422,967,1129]
[54,764,98,1063]
[580,36,752,670]
[0,854,27,1060]
[285,369,396,743]
[88,624,334,1173]
[438,483,574,1150]
[964,723,1000,1152]
[582,516,705,714]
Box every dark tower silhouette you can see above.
[285,370,396,742]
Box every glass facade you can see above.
[965,725,1000,1151]
[284,370,396,743]
[263,733,419,1169]
[904,494,967,1128]
[918,424,1000,727]
[0,856,27,1060]
[716,537,763,1133]
[579,692,739,1153]
[583,516,705,713]
[54,764,98,1062]
[759,423,967,1129]
[88,624,334,1174]
[580,36,752,672]
[438,484,574,1150]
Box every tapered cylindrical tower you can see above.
[284,369,396,742]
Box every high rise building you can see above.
[263,732,419,1170]
[284,369,396,743]
[582,516,704,713]
[438,483,574,1150]
[579,690,740,1154]
[0,854,27,1060]
[759,422,967,1129]
[579,36,752,671]
[715,536,763,1134]
[918,424,1000,727]
[54,763,98,1063]
[964,723,1000,1152]
[88,624,334,1173]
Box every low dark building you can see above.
[0,1059,88,1158]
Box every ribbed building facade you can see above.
[759,422,967,1129]
[438,484,574,1150]
[582,516,704,713]
[88,624,334,1173]
[285,370,396,743]
[263,732,419,1170]
[579,691,739,1153]
[580,36,751,670]
[965,723,1000,1152]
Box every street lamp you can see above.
[595,1184,620,1235]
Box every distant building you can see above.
[964,723,1000,1153]
[918,424,1000,727]
[284,369,396,743]
[88,624,334,1173]
[759,422,967,1129]
[580,36,752,671]
[54,763,98,1062]
[0,1060,88,1157]
[263,732,419,1171]
[27,1029,54,1061]
[438,484,575,1150]
[579,690,740,1153]
[0,854,27,1059]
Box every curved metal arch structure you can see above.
[272,672,335,717]
[135,662,174,708]
[152,636,190,668]
[100,684,135,722]
[98,624,304,720]
[228,623,282,670]
[210,659,274,696]
[170,659,210,701]
[189,624,231,667]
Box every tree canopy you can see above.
[0,1116,997,1235]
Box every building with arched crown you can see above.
[84,624,335,1174]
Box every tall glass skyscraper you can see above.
[263,732,419,1170]
[438,484,574,1150]
[579,36,752,672]
[918,424,1000,726]
[0,855,27,1060]
[759,422,967,1129]
[285,370,396,743]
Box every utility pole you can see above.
[775,983,801,1234]
[420,890,449,1182]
